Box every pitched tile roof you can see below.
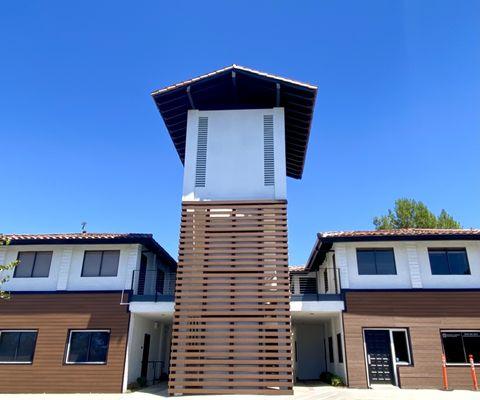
[0,232,176,268]
[288,265,306,273]
[318,228,480,241]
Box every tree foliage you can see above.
[0,237,18,300]
[373,198,462,230]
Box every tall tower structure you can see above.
[152,65,317,395]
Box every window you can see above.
[298,276,317,294]
[392,330,411,364]
[82,250,120,277]
[323,269,329,293]
[429,249,470,275]
[357,249,397,275]
[66,330,110,364]
[441,331,480,364]
[14,251,52,278]
[328,336,334,363]
[0,330,37,363]
[337,333,344,363]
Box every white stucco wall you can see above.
[182,108,287,201]
[0,243,142,292]
[324,314,346,380]
[334,240,480,290]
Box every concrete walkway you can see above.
[0,383,478,400]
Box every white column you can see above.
[406,244,423,288]
[56,247,73,290]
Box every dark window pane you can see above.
[393,331,410,363]
[156,270,165,293]
[15,252,35,277]
[32,252,52,277]
[324,269,329,293]
[337,333,344,363]
[100,251,119,277]
[88,332,110,363]
[0,332,19,362]
[447,251,470,275]
[442,332,466,363]
[298,276,317,294]
[68,332,90,362]
[429,251,450,275]
[328,336,334,363]
[463,332,480,363]
[16,332,37,362]
[82,251,102,277]
[357,251,376,275]
[375,250,397,275]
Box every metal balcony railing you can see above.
[290,268,342,301]
[130,269,176,302]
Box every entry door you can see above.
[364,330,394,384]
[141,333,151,379]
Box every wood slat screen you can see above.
[169,200,293,395]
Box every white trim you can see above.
[440,329,480,366]
[0,330,37,365]
[362,328,413,387]
[65,329,110,365]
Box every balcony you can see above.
[129,269,176,302]
[290,268,342,301]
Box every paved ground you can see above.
[0,383,478,400]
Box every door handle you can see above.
[367,354,372,365]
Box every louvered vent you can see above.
[195,117,208,187]
[263,115,275,186]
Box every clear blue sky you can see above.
[1,1,479,264]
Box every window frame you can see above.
[0,329,38,364]
[356,248,397,275]
[14,251,52,278]
[65,329,111,365]
[440,330,480,366]
[428,248,471,275]
[81,250,120,277]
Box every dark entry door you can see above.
[364,330,394,384]
[141,333,151,379]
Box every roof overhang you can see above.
[151,65,317,179]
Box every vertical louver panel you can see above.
[169,200,293,396]
[195,117,208,187]
[263,115,275,186]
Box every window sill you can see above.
[0,361,33,364]
[65,362,107,365]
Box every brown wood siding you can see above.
[0,292,129,393]
[343,291,480,390]
[169,200,293,395]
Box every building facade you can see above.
[298,228,480,390]
[1,66,479,395]
[0,233,176,393]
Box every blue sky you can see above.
[1,1,479,264]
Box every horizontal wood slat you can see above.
[169,201,293,396]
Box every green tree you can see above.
[373,198,462,230]
[0,237,18,299]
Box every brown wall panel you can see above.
[343,291,480,390]
[0,292,129,393]
[169,200,293,395]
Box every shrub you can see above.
[319,371,345,387]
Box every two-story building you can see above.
[0,233,177,393]
[292,228,480,390]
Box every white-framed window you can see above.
[391,329,411,365]
[65,330,110,364]
[0,330,37,364]
[441,330,480,365]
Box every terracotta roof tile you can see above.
[288,265,306,273]
[319,228,480,240]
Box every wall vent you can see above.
[263,115,275,186]
[195,117,208,187]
